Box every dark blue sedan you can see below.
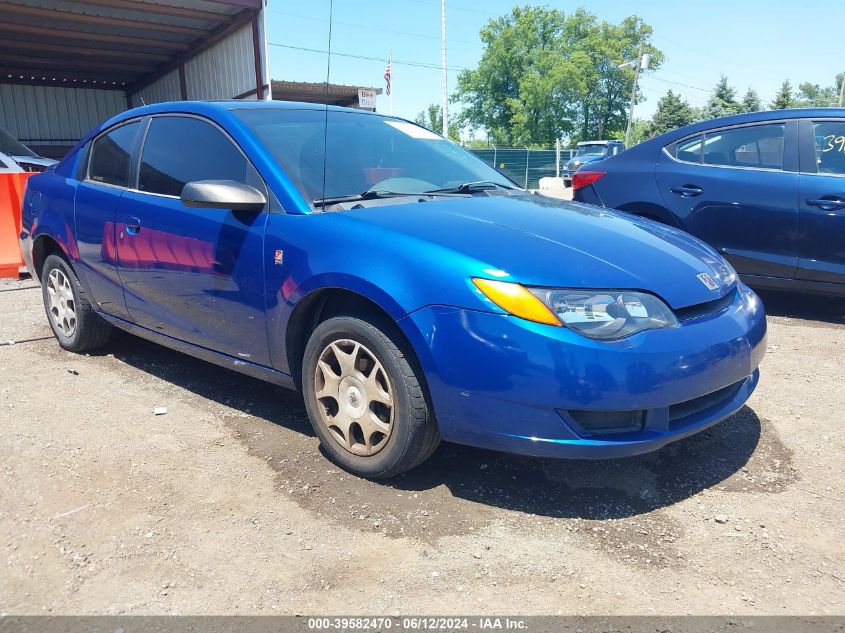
[20,101,766,478]
[573,108,845,296]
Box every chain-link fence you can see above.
[468,147,576,189]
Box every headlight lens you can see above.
[529,288,679,340]
[472,278,679,339]
[720,258,737,286]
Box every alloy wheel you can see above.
[46,268,77,337]
[313,339,394,456]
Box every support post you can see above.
[441,0,448,139]
[524,147,530,189]
[624,41,644,147]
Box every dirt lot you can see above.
[1,276,842,615]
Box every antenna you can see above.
[139,96,146,106]
[320,0,334,208]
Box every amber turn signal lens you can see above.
[471,278,561,326]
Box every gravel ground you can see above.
[1,276,842,615]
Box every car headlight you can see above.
[530,288,678,340]
[720,257,737,286]
[471,279,678,340]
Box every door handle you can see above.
[805,197,845,211]
[670,185,703,197]
[125,217,141,235]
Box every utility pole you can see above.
[624,41,644,147]
[441,0,449,139]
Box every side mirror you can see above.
[180,180,266,211]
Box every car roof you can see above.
[630,107,845,155]
[76,100,392,154]
[107,99,380,124]
[578,140,621,145]
[667,108,845,140]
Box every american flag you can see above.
[384,61,392,96]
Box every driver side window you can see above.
[138,116,263,197]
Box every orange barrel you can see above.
[0,172,34,278]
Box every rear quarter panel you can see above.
[22,165,82,277]
[588,145,681,227]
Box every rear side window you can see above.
[138,116,258,197]
[702,124,785,169]
[75,142,91,181]
[812,121,845,175]
[89,122,141,187]
[675,135,704,163]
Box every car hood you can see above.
[337,194,735,310]
[11,155,58,169]
[566,154,604,168]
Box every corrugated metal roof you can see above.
[0,0,261,90]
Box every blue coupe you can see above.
[573,108,845,296]
[20,102,766,478]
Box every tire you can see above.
[41,254,112,353]
[302,314,440,479]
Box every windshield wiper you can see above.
[423,181,518,194]
[313,190,418,207]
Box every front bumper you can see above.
[401,285,766,459]
[18,226,36,279]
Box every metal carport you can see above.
[0,0,270,158]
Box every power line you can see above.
[648,75,710,93]
[402,0,499,17]
[268,42,469,72]
[266,8,479,46]
[652,34,784,77]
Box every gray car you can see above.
[0,126,57,173]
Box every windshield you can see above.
[0,127,36,157]
[575,144,607,157]
[235,108,516,206]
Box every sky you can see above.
[264,0,845,141]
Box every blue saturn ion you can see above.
[20,102,767,478]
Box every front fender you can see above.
[265,272,416,376]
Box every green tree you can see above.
[740,87,762,113]
[703,75,739,119]
[795,81,837,107]
[771,80,794,109]
[649,90,697,135]
[414,103,460,141]
[453,7,662,145]
[627,118,652,145]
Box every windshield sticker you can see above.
[385,120,443,140]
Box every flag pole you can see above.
[389,50,394,116]
[440,0,448,138]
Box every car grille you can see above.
[566,409,646,435]
[668,379,745,427]
[674,288,738,322]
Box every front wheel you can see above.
[41,254,112,353]
[302,315,440,479]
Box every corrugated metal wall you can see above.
[185,24,256,101]
[130,70,181,109]
[0,84,125,146]
[128,23,257,108]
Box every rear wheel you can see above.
[302,315,440,479]
[41,254,112,352]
